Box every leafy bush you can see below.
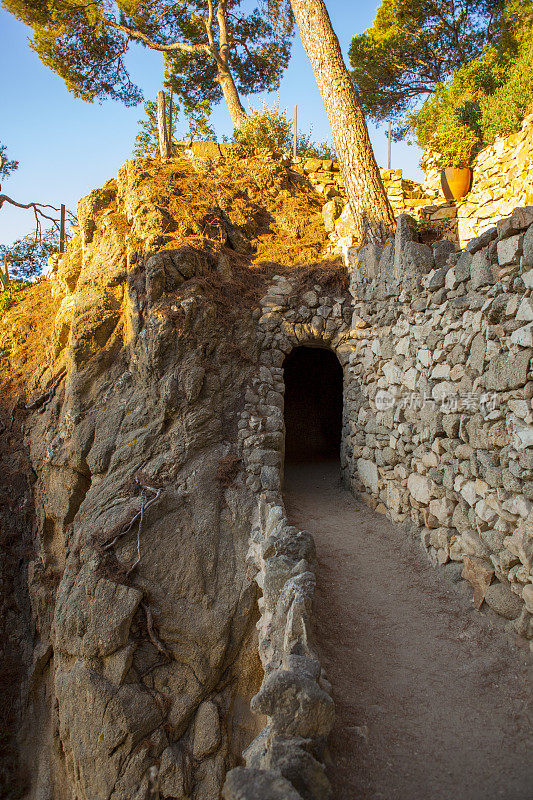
[409,19,533,166]
[479,29,533,140]
[234,102,336,159]
[0,280,28,318]
[234,102,292,151]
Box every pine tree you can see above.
[288,0,395,244]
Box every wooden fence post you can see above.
[293,105,297,161]
[157,91,170,159]
[168,91,173,154]
[59,204,66,253]
[0,255,9,290]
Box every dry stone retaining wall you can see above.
[346,209,533,635]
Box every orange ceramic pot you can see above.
[441,166,473,201]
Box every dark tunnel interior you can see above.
[283,346,343,462]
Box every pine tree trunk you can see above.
[289,0,395,244]
[217,67,247,130]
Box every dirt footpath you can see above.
[283,461,532,800]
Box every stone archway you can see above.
[283,345,343,463]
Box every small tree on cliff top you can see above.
[3,0,294,129]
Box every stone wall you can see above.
[224,274,354,799]
[346,208,533,635]
[223,498,334,800]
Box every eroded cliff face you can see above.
[0,151,332,800]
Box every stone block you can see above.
[511,323,533,347]
[484,582,523,619]
[304,158,322,174]
[358,243,382,280]
[357,459,379,494]
[497,206,533,238]
[521,268,533,288]
[429,204,457,220]
[484,349,532,391]
[466,227,497,254]
[401,241,434,279]
[393,214,416,277]
[429,497,455,525]
[454,251,473,283]
[462,555,494,609]
[321,198,343,232]
[517,297,533,322]
[407,473,433,505]
[522,224,533,266]
[433,239,456,268]
[428,267,448,290]
[470,251,496,289]
[251,668,334,739]
[497,234,524,266]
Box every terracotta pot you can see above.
[441,166,472,201]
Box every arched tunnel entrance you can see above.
[283,346,343,463]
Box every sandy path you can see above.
[283,461,532,800]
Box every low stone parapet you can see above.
[223,499,334,800]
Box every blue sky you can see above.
[0,1,424,246]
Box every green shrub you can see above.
[234,102,293,151]
[0,280,28,318]
[409,21,533,166]
[480,30,533,140]
[234,102,336,159]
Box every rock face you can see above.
[0,151,337,800]
[30,233,263,798]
